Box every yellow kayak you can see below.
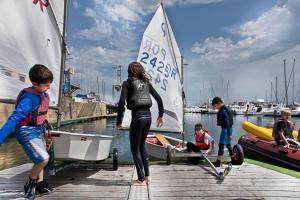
[242,121,298,140]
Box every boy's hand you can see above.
[228,135,232,141]
[284,143,290,148]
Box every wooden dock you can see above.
[0,162,299,199]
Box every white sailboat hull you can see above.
[145,135,185,160]
[51,131,113,161]
[146,135,211,162]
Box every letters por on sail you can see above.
[122,4,183,133]
[0,0,65,106]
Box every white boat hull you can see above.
[51,130,114,161]
[145,135,185,160]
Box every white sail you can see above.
[0,0,65,106]
[122,4,183,133]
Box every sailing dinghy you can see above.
[0,0,117,172]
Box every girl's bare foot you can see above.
[145,176,150,183]
[128,179,146,186]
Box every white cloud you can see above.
[68,44,136,102]
[77,20,113,40]
[191,1,300,64]
[93,0,103,5]
[185,0,300,103]
[164,0,223,6]
[98,0,224,24]
[72,0,79,9]
[68,45,135,70]
[84,8,97,18]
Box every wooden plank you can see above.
[128,166,149,200]
[150,190,300,197]
[0,164,134,199]
[150,197,299,200]
[148,163,300,199]
[0,162,299,199]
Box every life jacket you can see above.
[272,119,294,139]
[217,106,233,127]
[195,129,210,150]
[127,77,152,110]
[16,88,49,126]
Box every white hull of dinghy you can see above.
[51,130,113,161]
[145,135,187,160]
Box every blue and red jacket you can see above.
[0,87,49,144]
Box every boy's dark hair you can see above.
[211,96,223,106]
[29,64,53,84]
[194,123,203,130]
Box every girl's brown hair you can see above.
[128,61,149,83]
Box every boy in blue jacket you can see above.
[0,64,53,199]
[211,96,235,167]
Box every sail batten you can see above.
[122,4,183,133]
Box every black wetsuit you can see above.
[117,79,164,182]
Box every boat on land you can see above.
[146,134,244,166]
[239,121,300,170]
[0,1,118,172]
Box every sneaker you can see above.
[212,160,222,167]
[24,177,37,200]
[36,180,53,196]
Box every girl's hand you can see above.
[156,117,163,128]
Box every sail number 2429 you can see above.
[140,52,177,91]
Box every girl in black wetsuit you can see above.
[116,61,164,186]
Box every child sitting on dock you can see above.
[187,123,214,163]
[0,64,53,199]
[272,109,300,148]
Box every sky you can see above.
[66,0,300,105]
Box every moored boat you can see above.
[242,121,298,140]
[240,121,300,170]
[238,134,300,170]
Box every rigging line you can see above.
[286,58,296,94]
[160,3,182,83]
[296,81,300,100]
[47,0,68,50]
[56,0,68,128]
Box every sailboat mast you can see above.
[292,58,295,105]
[226,80,229,103]
[284,59,289,105]
[57,0,69,128]
[161,2,184,134]
[160,3,181,82]
[275,76,278,104]
[270,81,273,103]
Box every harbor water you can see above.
[1,114,300,169]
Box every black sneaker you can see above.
[212,160,222,167]
[24,177,37,200]
[36,180,54,196]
